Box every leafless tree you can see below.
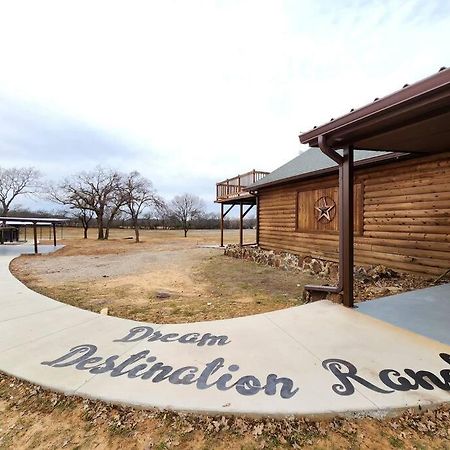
[153,199,170,229]
[104,186,127,240]
[0,167,41,216]
[170,193,205,237]
[75,208,95,239]
[49,183,94,238]
[120,171,159,242]
[54,167,123,239]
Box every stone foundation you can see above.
[224,245,340,303]
[224,244,339,278]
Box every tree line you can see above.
[0,166,255,242]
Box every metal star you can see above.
[315,202,335,222]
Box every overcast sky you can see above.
[0,0,448,212]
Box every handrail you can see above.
[216,170,269,201]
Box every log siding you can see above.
[258,152,450,276]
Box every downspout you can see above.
[304,135,344,295]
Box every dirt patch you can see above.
[0,371,448,450]
[10,229,321,323]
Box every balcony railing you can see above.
[216,170,269,201]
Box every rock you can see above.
[370,265,398,279]
[386,286,402,294]
[155,291,171,299]
[100,307,109,315]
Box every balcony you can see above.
[216,170,268,202]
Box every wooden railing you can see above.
[216,170,269,201]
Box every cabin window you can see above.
[296,183,363,234]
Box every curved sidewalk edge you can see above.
[0,245,449,417]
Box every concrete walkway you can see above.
[0,244,449,417]
[357,284,450,346]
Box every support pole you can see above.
[239,203,243,246]
[220,203,224,247]
[33,222,38,254]
[341,145,354,307]
[52,223,57,247]
[256,196,260,246]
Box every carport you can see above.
[0,217,68,254]
[299,67,450,307]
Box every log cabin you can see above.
[217,67,450,307]
[248,148,450,278]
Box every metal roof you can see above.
[299,67,450,153]
[247,148,396,190]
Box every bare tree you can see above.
[0,167,40,216]
[104,186,127,240]
[75,208,95,239]
[153,199,170,229]
[54,167,123,239]
[49,183,94,239]
[170,193,205,237]
[120,171,158,242]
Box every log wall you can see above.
[258,152,450,276]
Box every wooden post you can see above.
[52,223,57,247]
[256,196,260,246]
[220,203,224,247]
[33,222,38,254]
[239,203,243,246]
[341,145,354,307]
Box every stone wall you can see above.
[224,244,339,278]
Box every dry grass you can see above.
[0,371,448,450]
[11,228,320,323]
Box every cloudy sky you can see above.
[0,0,448,212]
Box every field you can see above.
[10,227,320,323]
[2,227,449,449]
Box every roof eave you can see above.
[299,68,450,151]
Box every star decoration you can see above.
[315,202,335,222]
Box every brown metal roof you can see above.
[299,67,450,153]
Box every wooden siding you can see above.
[296,184,362,233]
[258,152,450,276]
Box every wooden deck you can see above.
[216,170,268,203]
[216,170,268,247]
